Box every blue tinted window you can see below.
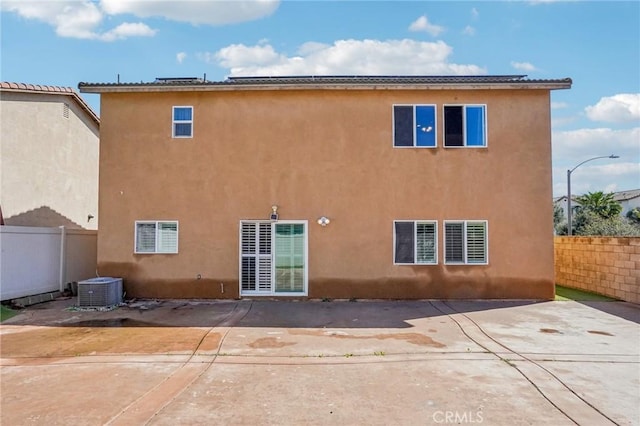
[174,107,192,121]
[465,106,485,146]
[415,106,436,147]
[393,105,436,148]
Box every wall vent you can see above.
[63,103,70,119]
[78,277,123,307]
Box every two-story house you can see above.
[79,75,571,300]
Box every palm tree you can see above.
[575,191,622,219]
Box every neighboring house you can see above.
[0,82,100,230]
[613,189,640,216]
[553,189,640,221]
[79,75,571,300]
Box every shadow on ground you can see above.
[2,298,543,329]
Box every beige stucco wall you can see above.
[97,88,555,299]
[0,91,99,229]
[555,237,640,303]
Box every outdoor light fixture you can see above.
[317,216,330,227]
[567,154,619,236]
[270,205,279,221]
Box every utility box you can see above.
[77,277,123,307]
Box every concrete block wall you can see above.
[554,237,640,304]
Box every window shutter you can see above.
[241,223,256,254]
[466,222,487,263]
[241,257,256,291]
[157,222,178,253]
[136,223,156,253]
[416,222,436,263]
[445,222,464,263]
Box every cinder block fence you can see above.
[554,237,640,304]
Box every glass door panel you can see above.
[274,223,305,293]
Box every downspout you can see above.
[59,226,66,292]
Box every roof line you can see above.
[1,82,100,126]
[79,75,572,93]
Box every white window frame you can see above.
[134,220,179,254]
[443,220,488,265]
[239,220,308,297]
[172,106,193,138]
[442,104,488,148]
[392,104,437,148]
[393,220,438,265]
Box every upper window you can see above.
[135,221,179,254]
[443,105,486,148]
[444,221,487,264]
[173,106,193,138]
[394,221,437,264]
[393,105,436,148]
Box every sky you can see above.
[1,0,638,197]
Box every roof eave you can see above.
[2,86,100,127]
[78,81,571,94]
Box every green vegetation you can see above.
[555,285,618,302]
[555,191,640,236]
[575,191,622,219]
[0,305,18,322]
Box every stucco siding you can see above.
[0,91,99,229]
[97,88,554,299]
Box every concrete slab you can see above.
[1,298,638,425]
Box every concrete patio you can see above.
[1,298,638,425]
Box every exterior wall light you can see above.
[270,205,278,221]
[317,216,330,227]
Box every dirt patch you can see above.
[540,328,562,334]
[196,332,223,352]
[248,337,296,349]
[288,330,445,348]
[587,330,613,336]
[0,326,208,357]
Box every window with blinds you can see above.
[444,221,487,264]
[135,221,179,254]
[172,106,193,138]
[394,221,437,264]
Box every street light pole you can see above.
[567,155,619,236]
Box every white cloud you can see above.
[408,15,445,37]
[297,41,330,56]
[551,127,640,196]
[99,0,279,26]
[100,22,156,41]
[471,8,479,19]
[552,127,640,160]
[209,39,486,77]
[215,43,284,68]
[462,25,476,36]
[510,61,537,72]
[553,162,640,197]
[1,0,278,41]
[1,0,156,41]
[176,52,187,64]
[551,102,568,109]
[585,94,640,123]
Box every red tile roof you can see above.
[1,82,99,126]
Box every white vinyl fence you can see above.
[0,226,97,301]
